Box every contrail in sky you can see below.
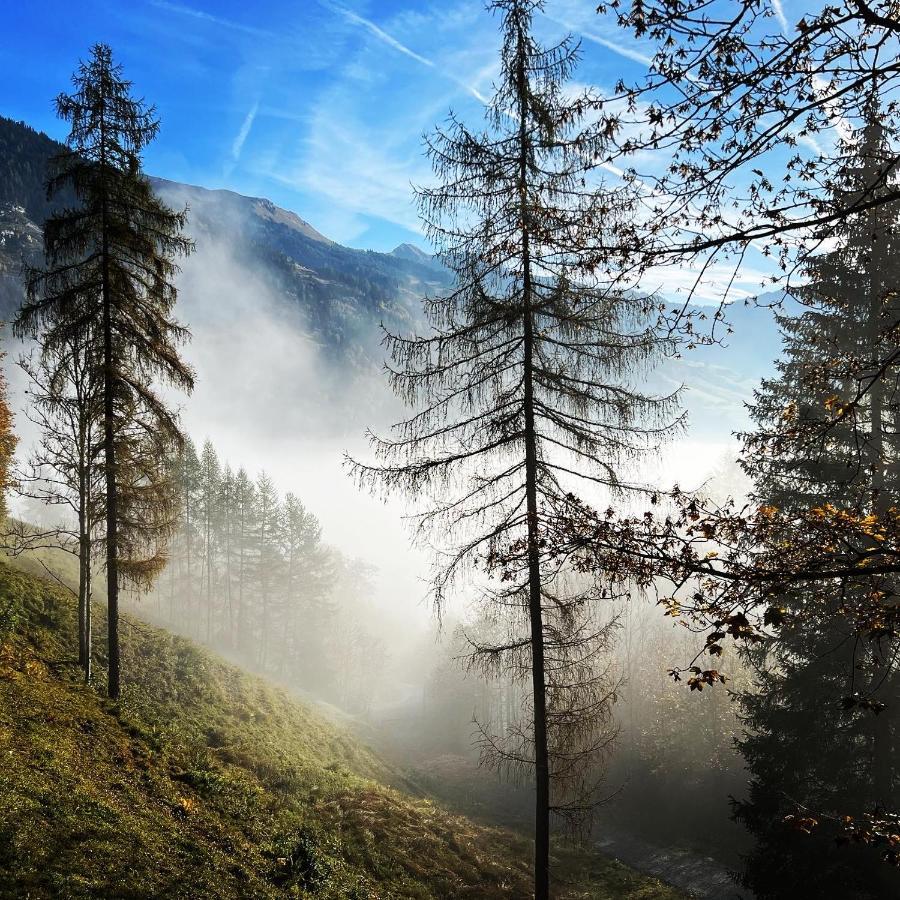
[232,101,260,162]
[322,1,490,104]
[150,0,278,39]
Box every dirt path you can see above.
[594,834,750,899]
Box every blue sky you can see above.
[0,0,660,252]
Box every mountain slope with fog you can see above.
[0,111,777,900]
[0,111,782,649]
[0,113,778,428]
[0,115,451,358]
[0,112,782,729]
[149,177,452,355]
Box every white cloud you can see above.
[320,1,491,104]
[242,4,503,241]
[544,1,656,67]
[326,2,436,69]
[546,13,653,67]
[264,107,430,239]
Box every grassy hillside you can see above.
[0,562,684,899]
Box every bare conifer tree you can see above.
[350,2,680,894]
[15,341,101,681]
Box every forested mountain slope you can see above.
[0,117,69,318]
[0,560,683,899]
[0,113,775,412]
[0,112,783,455]
[0,115,449,352]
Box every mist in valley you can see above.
[3,2,899,899]
[94,189,768,888]
[3,179,773,888]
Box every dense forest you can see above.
[152,439,388,717]
[1,1,899,899]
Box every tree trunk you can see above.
[205,507,212,642]
[83,536,92,685]
[103,254,120,699]
[524,277,550,900]
[225,506,233,643]
[98,95,120,700]
[185,487,193,636]
[78,536,87,669]
[237,507,245,652]
[79,500,90,682]
[516,18,550,898]
[169,549,176,621]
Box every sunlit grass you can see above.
[0,561,685,898]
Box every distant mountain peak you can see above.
[149,178,334,246]
[250,196,333,245]
[391,242,431,261]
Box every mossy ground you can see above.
[0,561,685,899]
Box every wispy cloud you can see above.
[543,2,655,67]
[322,1,490,104]
[580,29,653,67]
[149,0,278,40]
[547,14,653,67]
[232,100,260,162]
[328,2,435,69]
[266,107,430,240]
[770,0,789,33]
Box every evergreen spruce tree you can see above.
[735,103,900,899]
[17,44,194,698]
[350,2,678,894]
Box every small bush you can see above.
[271,828,336,892]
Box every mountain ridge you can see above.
[0,113,780,442]
[0,115,452,353]
[150,176,336,246]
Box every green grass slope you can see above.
[0,562,684,899]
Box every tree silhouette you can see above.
[15,341,100,680]
[732,102,900,898]
[349,2,680,894]
[17,44,193,698]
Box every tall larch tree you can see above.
[282,492,329,679]
[350,2,679,895]
[219,463,236,639]
[254,472,281,671]
[17,44,194,698]
[198,439,221,641]
[232,466,256,653]
[170,437,201,624]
